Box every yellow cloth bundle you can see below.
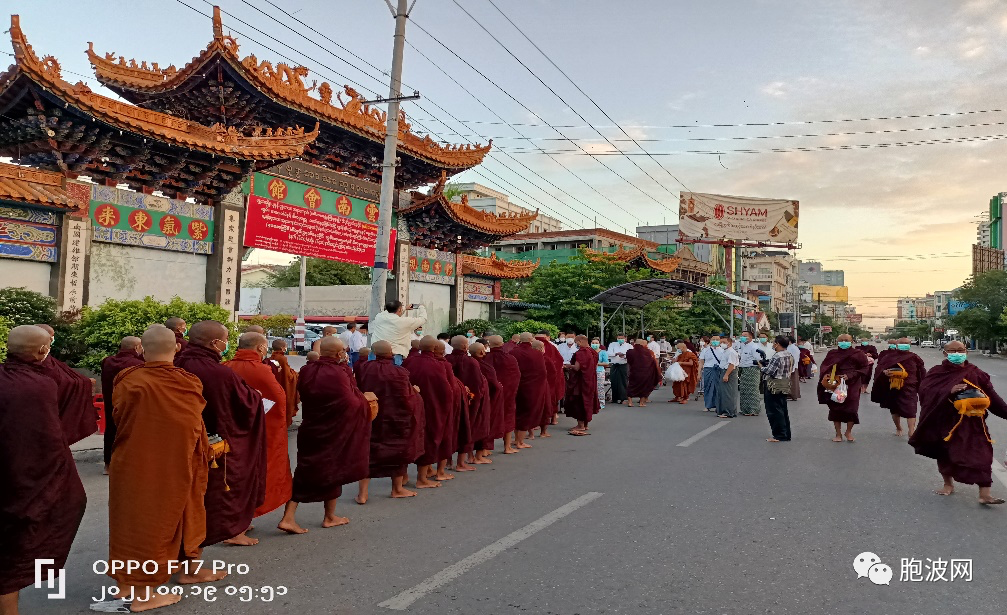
[944,379,994,444]
[888,363,909,390]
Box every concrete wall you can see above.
[463,300,491,322]
[88,243,207,305]
[0,260,51,294]
[409,281,451,336]
[259,285,370,317]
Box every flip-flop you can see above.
[980,498,1006,505]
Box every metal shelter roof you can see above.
[590,278,756,308]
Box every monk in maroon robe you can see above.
[355,341,424,503]
[565,335,599,436]
[817,334,872,443]
[166,316,188,352]
[485,335,521,454]
[447,336,491,466]
[510,332,548,449]
[1,326,87,614]
[407,336,452,488]
[175,321,265,547]
[34,323,97,445]
[279,337,372,533]
[535,333,565,436]
[431,341,467,478]
[909,341,1007,504]
[471,342,503,459]
[353,347,372,381]
[871,337,927,436]
[100,336,144,472]
[627,340,662,405]
[501,334,519,354]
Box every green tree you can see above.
[0,316,11,361]
[446,319,497,337]
[950,270,1007,347]
[496,319,559,340]
[443,183,465,202]
[240,314,296,337]
[0,287,56,327]
[268,258,370,287]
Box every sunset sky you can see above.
[17,0,1005,328]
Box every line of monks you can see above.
[817,333,1007,505]
[0,322,601,613]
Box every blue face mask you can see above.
[838,342,852,349]
[590,343,600,350]
[947,352,967,365]
[740,336,749,343]
[897,344,911,351]
[888,344,897,350]
[710,341,721,347]
[759,337,767,343]
[861,341,869,346]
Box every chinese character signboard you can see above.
[219,209,240,318]
[89,184,214,254]
[463,278,495,302]
[243,172,395,268]
[0,205,58,262]
[679,192,799,243]
[61,218,88,313]
[408,246,456,285]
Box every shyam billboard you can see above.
[679,192,799,242]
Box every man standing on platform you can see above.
[100,336,144,474]
[738,329,765,416]
[175,321,265,547]
[1,326,87,615]
[817,334,871,442]
[607,334,632,405]
[871,337,927,437]
[370,300,427,365]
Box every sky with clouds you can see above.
[13,0,1006,328]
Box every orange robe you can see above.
[226,349,291,517]
[269,350,299,426]
[108,362,209,587]
[672,351,700,399]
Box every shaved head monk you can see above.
[175,321,265,547]
[510,333,549,449]
[280,337,371,532]
[408,336,454,487]
[871,337,926,437]
[100,336,144,473]
[501,333,520,353]
[244,325,265,334]
[32,322,97,445]
[911,341,1007,504]
[817,333,872,442]
[306,351,320,362]
[225,333,291,526]
[448,335,485,469]
[432,339,466,479]
[311,326,340,352]
[535,332,566,436]
[269,338,299,426]
[355,340,425,503]
[564,335,599,436]
[1,326,86,615]
[165,317,187,351]
[483,335,521,454]
[470,342,502,461]
[108,326,225,610]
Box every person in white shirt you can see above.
[558,336,577,362]
[369,300,427,365]
[339,323,358,364]
[607,334,632,404]
[717,335,741,418]
[658,335,673,354]
[698,335,725,413]
[758,333,776,361]
[437,332,453,355]
[738,329,765,416]
[646,335,662,360]
[786,334,802,401]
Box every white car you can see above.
[920,340,935,348]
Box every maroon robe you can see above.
[175,330,188,352]
[798,347,815,379]
[292,357,371,501]
[0,358,87,595]
[565,346,599,425]
[447,351,490,453]
[174,344,265,546]
[357,357,424,478]
[536,336,566,425]
[408,352,454,466]
[501,341,517,354]
[39,354,96,445]
[858,344,879,361]
[484,348,520,438]
[437,356,467,461]
[510,343,549,431]
[816,347,872,423]
[626,346,661,398]
[100,350,144,464]
[474,357,503,449]
[910,361,1007,487]
[870,350,926,418]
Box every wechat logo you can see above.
[853,552,892,586]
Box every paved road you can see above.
[24,348,1007,614]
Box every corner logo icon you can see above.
[34,559,65,599]
[853,552,892,586]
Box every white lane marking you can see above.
[992,462,1007,489]
[378,492,604,610]
[676,421,731,447]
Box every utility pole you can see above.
[369,0,415,324]
[295,256,307,351]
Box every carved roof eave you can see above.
[403,176,537,236]
[8,16,319,161]
[84,7,490,170]
[462,254,540,279]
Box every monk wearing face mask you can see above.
[817,334,871,443]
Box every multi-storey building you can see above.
[452,183,562,235]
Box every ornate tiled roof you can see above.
[462,253,540,279]
[86,6,490,171]
[6,16,318,161]
[0,162,68,209]
[403,173,538,234]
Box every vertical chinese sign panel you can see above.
[63,218,88,313]
[219,209,240,318]
[243,173,395,267]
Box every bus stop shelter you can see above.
[590,279,756,341]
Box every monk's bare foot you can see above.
[222,532,258,546]
[456,461,476,471]
[416,479,441,488]
[517,442,532,449]
[391,487,417,498]
[474,457,492,464]
[103,464,109,476]
[767,438,780,443]
[435,470,455,480]
[527,433,535,440]
[503,446,518,454]
[355,495,368,505]
[177,569,227,584]
[277,519,309,534]
[979,496,1006,505]
[321,515,350,528]
[130,592,182,611]
[845,431,855,442]
[552,416,559,425]
[831,436,843,442]
[540,432,552,438]
[934,486,954,496]
[895,429,904,436]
